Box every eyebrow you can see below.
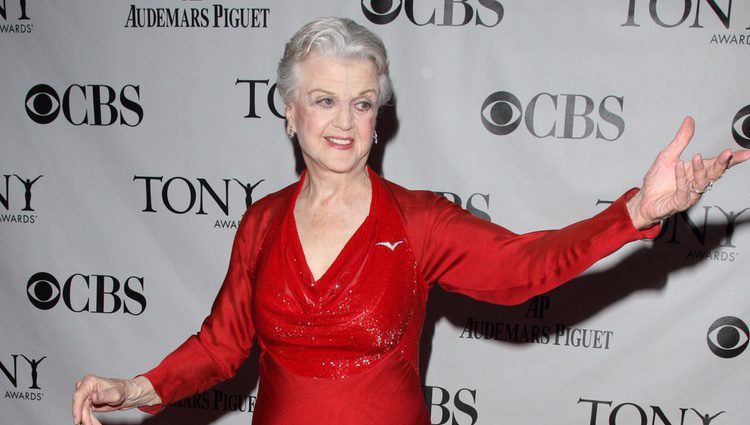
[307,88,378,98]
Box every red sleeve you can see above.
[138,213,258,414]
[411,188,659,305]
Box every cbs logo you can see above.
[707,316,749,359]
[25,83,143,126]
[27,271,146,315]
[361,0,503,27]
[481,91,625,141]
[732,105,750,149]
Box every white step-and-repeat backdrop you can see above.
[2,1,749,424]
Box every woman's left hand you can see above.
[627,117,750,230]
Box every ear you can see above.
[285,102,295,125]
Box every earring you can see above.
[287,125,296,139]
[373,130,378,145]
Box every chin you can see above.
[328,162,367,174]
[314,157,369,175]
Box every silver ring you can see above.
[689,181,713,194]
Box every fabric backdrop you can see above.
[2,1,749,424]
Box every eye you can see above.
[25,84,60,124]
[315,97,335,108]
[480,91,522,136]
[354,100,373,112]
[361,0,402,25]
[27,272,61,310]
[707,316,749,359]
[731,105,750,149]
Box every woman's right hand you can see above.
[72,375,161,425]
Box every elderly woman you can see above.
[72,17,748,425]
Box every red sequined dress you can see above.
[140,168,657,424]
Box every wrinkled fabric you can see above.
[253,172,423,381]
[251,351,429,425]
[140,167,658,424]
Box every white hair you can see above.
[277,17,393,108]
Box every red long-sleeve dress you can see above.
[140,168,658,424]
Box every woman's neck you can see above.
[299,166,371,207]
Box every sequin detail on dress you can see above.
[252,169,424,379]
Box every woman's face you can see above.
[285,52,379,178]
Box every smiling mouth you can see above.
[325,137,353,146]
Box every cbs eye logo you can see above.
[25,84,60,125]
[361,0,402,24]
[26,272,59,310]
[707,316,749,359]
[480,91,522,136]
[732,105,750,149]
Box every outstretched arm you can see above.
[71,206,263,424]
[627,117,750,229]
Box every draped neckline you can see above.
[286,167,380,288]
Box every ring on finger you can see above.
[689,181,713,194]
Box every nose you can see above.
[333,104,354,131]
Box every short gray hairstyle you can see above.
[277,17,393,108]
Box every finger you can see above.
[85,398,105,425]
[86,400,103,425]
[692,153,710,190]
[728,149,750,168]
[705,149,732,181]
[72,384,91,424]
[83,398,94,425]
[674,161,690,207]
[661,117,695,160]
